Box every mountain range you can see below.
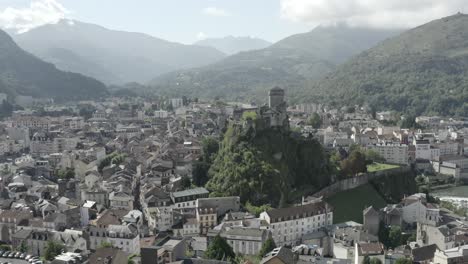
[195,36,272,55]
[13,19,226,84]
[150,25,402,102]
[0,29,107,101]
[312,13,468,116]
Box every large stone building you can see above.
[260,201,333,246]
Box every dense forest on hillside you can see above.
[206,118,333,207]
[311,14,468,116]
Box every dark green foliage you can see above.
[207,124,332,206]
[399,115,420,129]
[362,256,371,264]
[395,258,413,264]
[378,221,390,248]
[205,235,235,261]
[98,153,126,172]
[78,104,97,120]
[0,244,10,251]
[340,149,367,177]
[365,149,385,163]
[245,202,272,218]
[17,241,28,253]
[44,240,66,261]
[99,241,113,249]
[258,238,276,258]
[364,257,382,264]
[57,168,75,179]
[388,226,403,249]
[370,170,417,203]
[192,161,211,187]
[192,137,220,187]
[0,30,107,101]
[180,176,191,190]
[202,137,220,163]
[307,113,322,128]
[313,14,468,116]
[379,225,406,249]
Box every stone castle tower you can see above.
[268,86,285,109]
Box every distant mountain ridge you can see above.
[0,29,108,101]
[312,13,468,116]
[150,25,402,102]
[195,36,271,55]
[13,19,226,84]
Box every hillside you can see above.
[14,19,226,84]
[207,117,333,207]
[195,36,271,55]
[150,25,401,102]
[0,29,108,101]
[313,14,468,116]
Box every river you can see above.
[433,186,468,198]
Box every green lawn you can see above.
[326,183,387,224]
[367,162,400,172]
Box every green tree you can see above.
[192,161,211,187]
[245,202,272,217]
[57,168,75,179]
[204,235,236,261]
[307,113,322,129]
[365,149,384,163]
[44,241,66,260]
[180,176,191,189]
[258,238,276,257]
[370,258,382,264]
[17,241,28,253]
[389,226,403,249]
[362,256,371,264]
[202,137,220,163]
[378,222,390,248]
[78,104,96,120]
[399,115,418,129]
[341,150,367,177]
[395,258,412,264]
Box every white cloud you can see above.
[196,32,207,40]
[280,0,468,28]
[0,0,69,33]
[202,7,230,17]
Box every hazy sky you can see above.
[0,0,467,44]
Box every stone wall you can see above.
[311,166,412,199]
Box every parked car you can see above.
[2,252,9,257]
[29,257,39,263]
[7,253,15,258]
[25,255,32,260]
[14,252,21,258]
